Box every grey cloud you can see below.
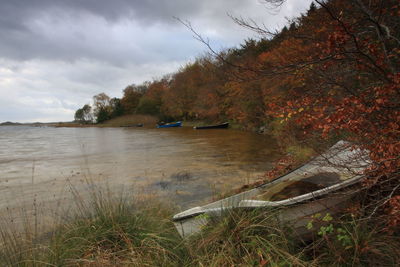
[1,0,243,25]
[0,0,304,63]
[0,0,210,63]
[0,0,313,122]
[0,57,182,122]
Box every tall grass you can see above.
[0,185,398,266]
[0,186,186,266]
[187,208,313,266]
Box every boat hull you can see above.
[194,122,229,130]
[157,121,182,128]
[172,141,370,238]
[174,189,358,239]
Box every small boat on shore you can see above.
[172,141,370,238]
[157,121,182,128]
[193,122,229,130]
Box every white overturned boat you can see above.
[173,141,370,238]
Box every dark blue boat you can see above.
[157,121,182,128]
[193,122,229,130]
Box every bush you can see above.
[96,107,110,124]
[135,97,160,116]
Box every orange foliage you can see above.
[87,0,399,224]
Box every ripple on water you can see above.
[0,126,280,211]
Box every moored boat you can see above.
[193,122,229,130]
[172,141,370,238]
[157,121,182,128]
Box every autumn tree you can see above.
[179,0,399,227]
[74,104,93,123]
[136,78,169,116]
[120,84,148,114]
[242,0,399,226]
[162,62,205,119]
[74,109,84,123]
[93,93,111,123]
[109,97,124,117]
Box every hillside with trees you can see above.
[75,0,399,230]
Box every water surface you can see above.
[0,126,279,216]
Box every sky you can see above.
[0,0,312,122]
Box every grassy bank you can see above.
[52,114,159,128]
[1,187,398,266]
[52,116,248,131]
[99,114,158,127]
[54,115,212,128]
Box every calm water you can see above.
[0,126,279,216]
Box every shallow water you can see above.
[0,126,280,215]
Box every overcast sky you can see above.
[0,0,312,122]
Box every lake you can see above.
[0,125,279,221]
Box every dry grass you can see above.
[0,185,186,266]
[0,185,399,266]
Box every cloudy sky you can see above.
[0,0,312,122]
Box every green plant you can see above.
[336,227,352,248]
[309,215,400,267]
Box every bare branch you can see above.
[315,0,391,82]
[228,14,278,37]
[367,182,400,220]
[174,17,267,81]
[259,0,286,9]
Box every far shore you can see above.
[1,115,243,130]
[1,114,160,128]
